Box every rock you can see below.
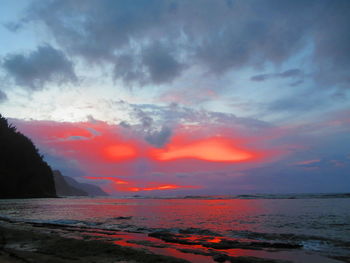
[179,227,219,236]
[148,232,197,245]
[213,253,229,262]
[113,216,133,220]
[230,256,291,263]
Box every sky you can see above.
[0,0,349,196]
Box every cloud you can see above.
[113,54,145,85]
[144,126,172,148]
[141,42,185,84]
[120,105,174,147]
[128,102,272,131]
[266,95,320,113]
[113,42,185,86]
[10,116,278,173]
[11,0,345,91]
[117,101,273,148]
[150,136,262,162]
[85,176,197,193]
[8,107,350,194]
[294,159,321,166]
[2,45,77,90]
[0,90,7,103]
[251,69,303,82]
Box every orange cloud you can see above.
[85,176,129,185]
[104,144,137,161]
[143,185,188,191]
[13,119,280,194]
[151,136,259,162]
[85,176,197,192]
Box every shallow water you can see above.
[0,197,349,262]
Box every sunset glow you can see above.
[85,176,196,192]
[152,137,256,162]
[104,144,137,161]
[1,0,349,196]
[85,177,129,185]
[1,2,349,263]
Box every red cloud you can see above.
[85,176,198,192]
[86,176,129,185]
[104,144,138,161]
[12,119,280,194]
[151,136,260,162]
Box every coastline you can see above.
[1,217,348,263]
[0,220,187,263]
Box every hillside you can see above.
[0,114,56,198]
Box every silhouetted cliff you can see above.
[53,170,108,197]
[0,114,56,198]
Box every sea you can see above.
[0,194,349,263]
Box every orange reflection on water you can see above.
[209,237,221,243]
[129,198,264,234]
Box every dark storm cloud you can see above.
[2,45,76,90]
[113,54,145,85]
[194,1,312,73]
[141,42,184,84]
[114,43,186,85]
[14,0,350,90]
[0,90,7,103]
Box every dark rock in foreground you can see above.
[0,223,189,263]
[0,114,56,198]
[148,231,302,250]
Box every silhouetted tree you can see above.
[0,114,56,198]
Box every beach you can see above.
[0,197,349,263]
[0,217,327,263]
[0,218,298,263]
[0,218,190,263]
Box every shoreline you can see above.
[1,218,348,263]
[0,220,188,263]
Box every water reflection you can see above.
[0,197,349,262]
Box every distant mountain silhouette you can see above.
[53,170,108,197]
[63,175,108,196]
[53,170,88,196]
[0,114,56,198]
